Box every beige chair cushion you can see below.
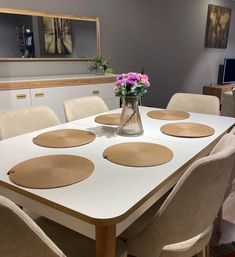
[124,133,235,257]
[0,105,60,140]
[0,196,127,257]
[161,226,212,257]
[167,93,220,115]
[0,196,65,257]
[121,191,170,240]
[211,133,235,200]
[64,96,109,122]
[226,127,235,196]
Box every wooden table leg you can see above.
[96,224,116,257]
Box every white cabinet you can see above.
[31,86,70,123]
[0,77,118,122]
[70,83,119,110]
[0,89,31,111]
[0,87,70,122]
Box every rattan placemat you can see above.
[147,110,190,120]
[33,129,96,148]
[160,122,215,138]
[95,113,121,125]
[103,142,173,167]
[8,155,94,189]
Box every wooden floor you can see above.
[210,191,235,256]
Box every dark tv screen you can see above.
[222,58,235,84]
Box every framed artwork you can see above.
[205,4,231,49]
[43,17,72,54]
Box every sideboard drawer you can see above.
[71,83,115,99]
[0,89,31,111]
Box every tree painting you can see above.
[205,4,231,49]
[43,17,72,54]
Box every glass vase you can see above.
[117,96,143,136]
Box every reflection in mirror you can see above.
[0,9,100,60]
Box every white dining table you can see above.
[0,106,234,257]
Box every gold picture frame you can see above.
[0,7,101,61]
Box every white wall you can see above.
[0,0,234,107]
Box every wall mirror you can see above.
[0,8,100,61]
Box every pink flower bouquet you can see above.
[114,72,150,97]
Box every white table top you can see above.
[0,107,234,226]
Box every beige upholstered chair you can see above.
[167,93,220,115]
[64,96,109,122]
[0,105,60,140]
[0,195,127,257]
[221,89,235,117]
[216,127,235,233]
[121,133,235,257]
[230,126,235,134]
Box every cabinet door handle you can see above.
[92,90,100,95]
[16,94,27,99]
[35,92,45,97]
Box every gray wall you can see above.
[72,20,97,58]
[141,0,235,107]
[0,0,234,107]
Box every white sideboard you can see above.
[0,75,119,122]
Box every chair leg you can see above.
[205,244,210,257]
[216,206,223,234]
[195,245,210,257]
[196,249,206,257]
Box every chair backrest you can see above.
[0,195,65,257]
[221,89,235,117]
[127,133,235,257]
[210,133,235,195]
[231,89,235,117]
[167,93,220,115]
[230,126,235,135]
[64,96,109,122]
[233,89,235,115]
[0,106,60,140]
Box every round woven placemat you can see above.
[8,155,94,189]
[95,113,121,125]
[160,122,215,138]
[103,142,173,167]
[33,129,96,148]
[147,110,190,120]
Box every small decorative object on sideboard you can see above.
[89,56,114,75]
[114,72,150,136]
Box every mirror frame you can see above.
[0,7,101,61]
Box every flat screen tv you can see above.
[222,58,235,84]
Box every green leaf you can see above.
[106,68,114,74]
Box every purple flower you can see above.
[114,72,151,96]
[128,73,138,81]
[127,78,137,86]
[115,78,127,87]
[117,74,125,80]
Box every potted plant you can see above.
[89,56,113,75]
